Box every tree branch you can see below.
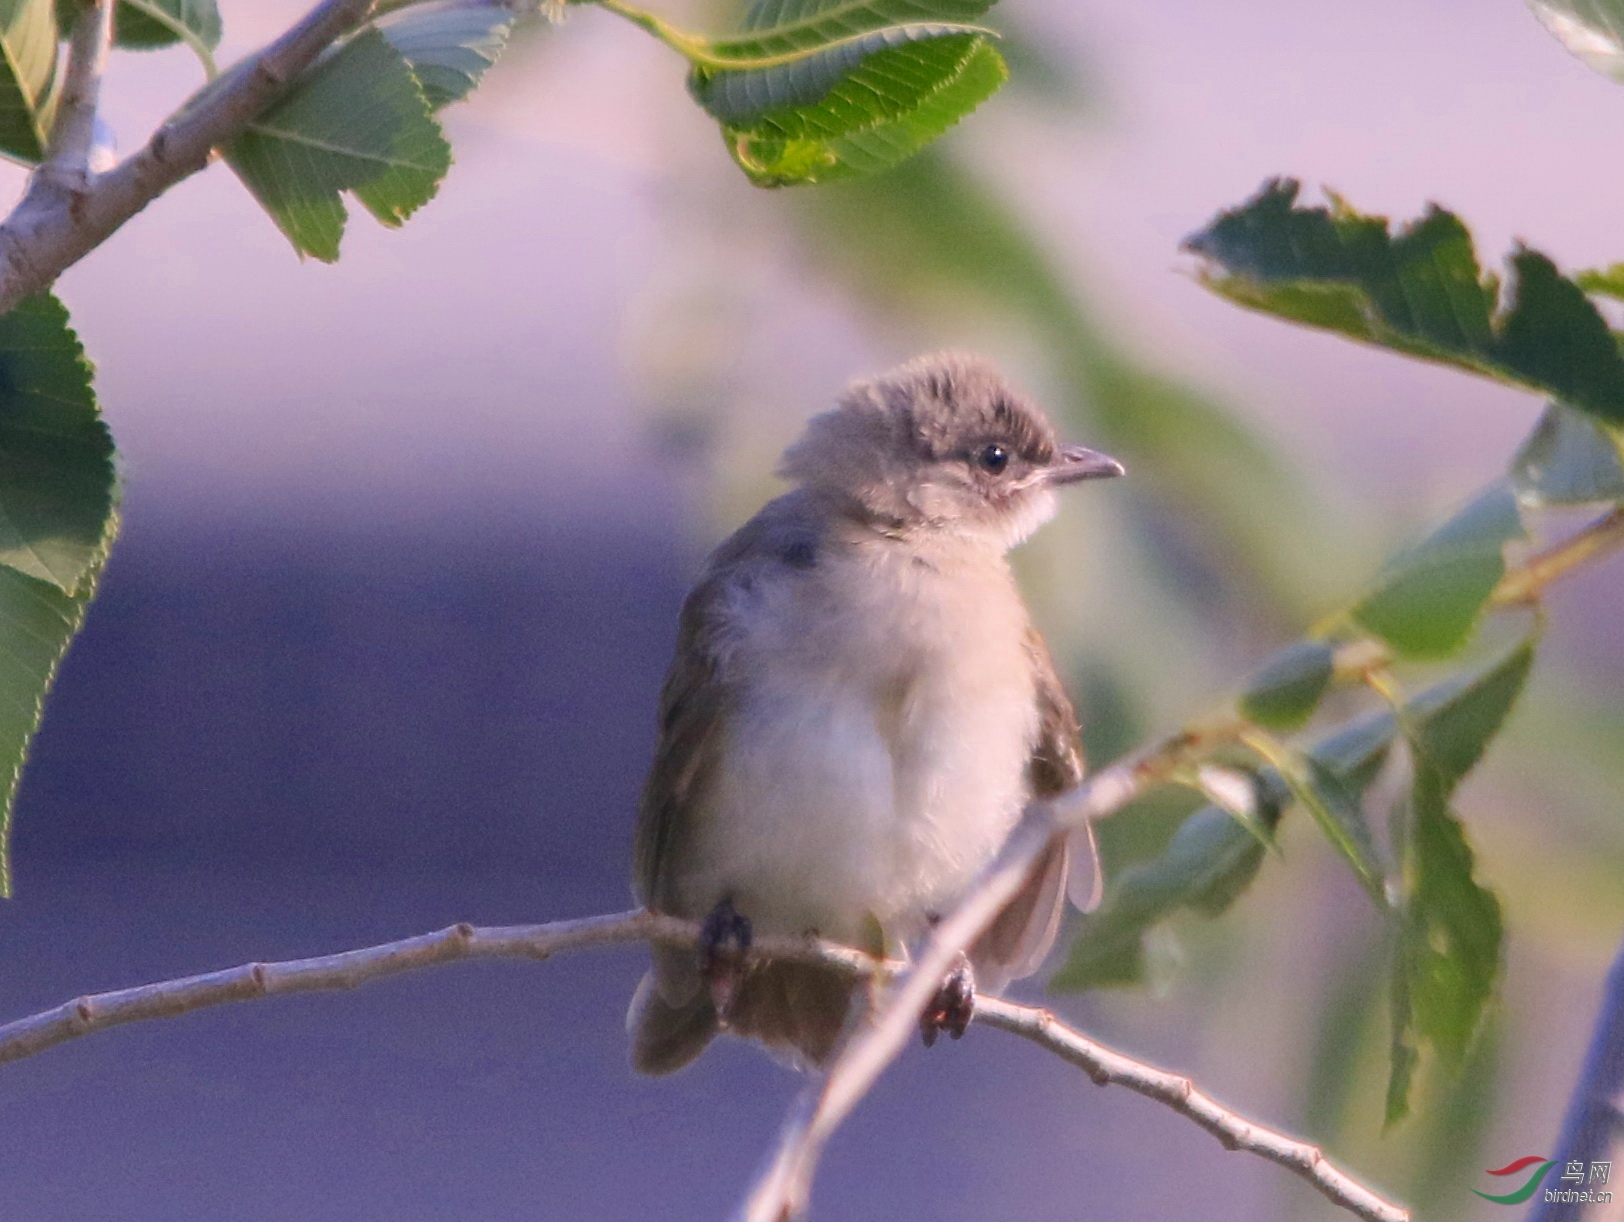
[37,0,115,193]
[973,997,1409,1222]
[0,905,1404,1221]
[1494,507,1624,607]
[0,909,873,1065]
[0,0,380,314]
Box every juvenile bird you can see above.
[629,352,1123,1074]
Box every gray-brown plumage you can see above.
[629,352,1121,1075]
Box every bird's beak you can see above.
[1047,444,1125,485]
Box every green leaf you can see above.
[0,293,116,898]
[1352,482,1525,658]
[1408,639,1536,787]
[687,0,1007,186]
[0,0,57,163]
[114,0,220,56]
[1511,402,1624,507]
[718,35,1004,186]
[1386,766,1504,1126]
[376,0,517,110]
[223,29,451,262]
[0,563,100,896]
[1239,639,1335,731]
[1187,180,1624,425]
[1529,0,1624,82]
[1383,638,1531,1124]
[693,24,989,123]
[720,0,995,56]
[0,293,115,595]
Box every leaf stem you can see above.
[581,0,709,61]
[578,0,994,72]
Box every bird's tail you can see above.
[628,950,855,1075]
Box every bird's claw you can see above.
[920,957,975,1048]
[700,897,752,1025]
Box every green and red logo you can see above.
[1474,1156,1556,1205]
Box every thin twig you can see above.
[0,907,1405,1221]
[1493,507,1624,606]
[974,997,1409,1222]
[0,0,380,313]
[37,0,115,193]
[0,909,877,1065]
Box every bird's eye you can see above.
[977,443,1010,475]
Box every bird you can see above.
[628,351,1123,1075]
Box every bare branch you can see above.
[0,905,1404,1221]
[37,0,115,193]
[0,909,873,1065]
[0,0,380,313]
[974,997,1410,1222]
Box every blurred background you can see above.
[0,0,1619,1217]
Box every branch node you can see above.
[73,998,93,1026]
[250,963,269,992]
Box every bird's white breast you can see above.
[682,535,1040,949]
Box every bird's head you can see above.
[778,352,1123,550]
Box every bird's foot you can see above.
[919,955,975,1048]
[699,897,752,1026]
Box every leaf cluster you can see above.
[1056,182,1624,1125]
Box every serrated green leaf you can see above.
[114,0,220,57]
[717,35,1004,187]
[810,38,1003,179]
[377,0,517,110]
[0,0,57,163]
[0,293,118,896]
[1383,639,1530,1124]
[1239,639,1335,730]
[224,29,451,262]
[692,24,988,125]
[1385,765,1504,1126]
[0,561,100,897]
[1187,180,1624,425]
[1409,639,1536,786]
[721,0,994,56]
[0,294,115,595]
[1511,402,1624,506]
[1353,482,1525,658]
[1529,0,1624,82]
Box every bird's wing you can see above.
[633,494,822,912]
[973,625,1100,986]
[633,566,736,913]
[1023,623,1105,915]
